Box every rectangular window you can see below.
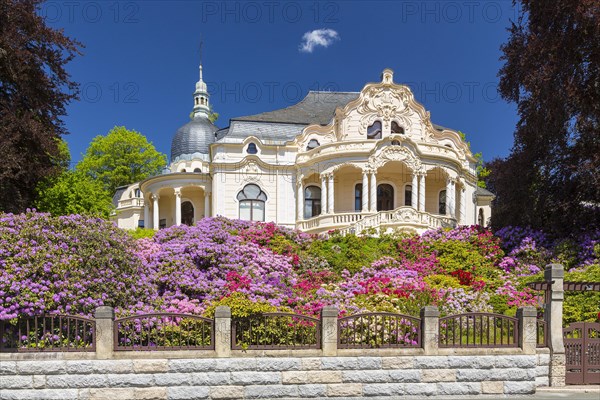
[138,220,144,228]
[355,184,363,211]
[404,185,412,207]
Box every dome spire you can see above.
[193,37,209,119]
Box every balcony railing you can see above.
[117,198,144,208]
[297,206,456,234]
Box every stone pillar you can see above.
[152,194,160,230]
[174,188,182,226]
[321,174,328,214]
[143,202,149,229]
[296,180,303,220]
[545,264,565,386]
[420,306,439,355]
[411,173,418,208]
[418,173,426,212]
[321,306,338,356]
[446,179,452,216]
[204,191,211,218]
[327,174,334,214]
[214,306,231,358]
[460,187,467,224]
[517,306,537,354]
[369,170,377,212]
[94,306,114,360]
[361,171,369,212]
[450,180,456,217]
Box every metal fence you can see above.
[114,313,214,351]
[337,312,421,349]
[232,313,321,350]
[0,315,95,352]
[537,319,547,348]
[439,313,519,348]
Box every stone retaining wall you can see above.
[1,354,548,400]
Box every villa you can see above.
[112,64,494,234]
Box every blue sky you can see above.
[43,1,520,165]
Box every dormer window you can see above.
[367,121,382,139]
[247,143,258,154]
[306,139,320,151]
[391,121,404,134]
[193,168,201,173]
[391,140,401,146]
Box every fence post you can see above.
[420,306,439,355]
[94,306,114,360]
[545,263,565,386]
[214,306,231,358]
[321,306,338,356]
[517,306,537,354]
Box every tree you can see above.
[35,170,113,218]
[490,0,600,235]
[77,126,167,194]
[0,0,81,213]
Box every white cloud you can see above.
[299,29,340,53]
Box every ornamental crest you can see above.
[370,146,421,171]
[358,86,411,130]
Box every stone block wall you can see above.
[0,354,544,399]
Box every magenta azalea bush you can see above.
[1,211,598,323]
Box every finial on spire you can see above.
[198,35,204,81]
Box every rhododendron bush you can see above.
[1,212,598,324]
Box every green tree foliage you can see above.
[77,126,167,193]
[489,0,600,235]
[0,0,81,212]
[35,170,113,218]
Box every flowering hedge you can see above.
[1,212,598,324]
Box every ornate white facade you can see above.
[112,67,494,234]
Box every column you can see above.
[204,191,210,217]
[321,174,328,214]
[327,174,334,214]
[369,170,377,212]
[296,181,303,220]
[545,264,565,386]
[450,180,456,217]
[214,306,231,358]
[418,173,426,212]
[361,170,369,212]
[152,194,160,230]
[174,188,182,226]
[94,306,114,360]
[321,306,338,356]
[460,187,467,224]
[420,306,439,355]
[445,179,452,216]
[411,173,418,209]
[143,202,149,229]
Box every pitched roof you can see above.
[475,187,495,197]
[233,91,360,126]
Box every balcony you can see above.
[297,206,456,235]
[117,198,144,208]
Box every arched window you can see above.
[134,188,141,198]
[439,190,447,215]
[377,184,394,211]
[180,169,187,173]
[246,143,258,154]
[195,98,199,105]
[478,208,484,226]
[237,184,266,221]
[404,185,412,207]
[391,121,404,134]
[304,186,321,219]
[193,168,201,173]
[306,139,320,150]
[367,121,382,139]
[355,184,363,211]
[391,140,401,146]
[182,201,194,226]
